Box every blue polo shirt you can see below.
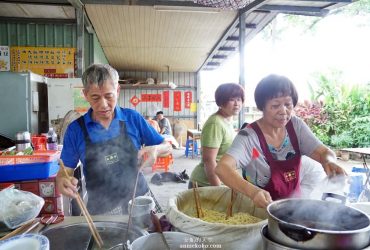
[61,106,164,169]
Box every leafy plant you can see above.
[296,71,370,148]
[330,131,354,149]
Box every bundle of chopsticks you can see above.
[58,159,104,248]
[0,214,59,241]
[0,218,38,241]
[225,189,236,220]
[192,182,204,218]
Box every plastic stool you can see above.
[152,154,173,172]
[185,139,199,158]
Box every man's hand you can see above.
[137,143,172,170]
[56,168,78,198]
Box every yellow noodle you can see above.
[190,208,262,225]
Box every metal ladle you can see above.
[150,210,170,250]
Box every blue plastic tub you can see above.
[0,160,59,182]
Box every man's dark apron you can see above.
[250,120,301,200]
[77,117,149,215]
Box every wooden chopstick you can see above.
[0,219,37,241]
[192,182,200,218]
[192,182,203,218]
[58,159,104,248]
[195,182,204,217]
[225,189,236,220]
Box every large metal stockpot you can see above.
[267,198,370,250]
[41,221,147,250]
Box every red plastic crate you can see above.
[0,150,60,165]
[152,154,173,172]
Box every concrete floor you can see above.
[145,148,368,212]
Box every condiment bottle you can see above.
[46,127,58,150]
[15,131,31,152]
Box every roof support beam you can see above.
[219,47,236,51]
[212,55,228,59]
[0,16,75,24]
[198,0,269,71]
[226,36,239,41]
[82,0,205,7]
[238,10,246,127]
[290,0,352,2]
[258,5,329,16]
[1,0,71,5]
[236,23,258,29]
[207,62,221,66]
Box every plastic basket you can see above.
[0,160,59,182]
[152,154,173,172]
[142,153,173,172]
[0,150,60,166]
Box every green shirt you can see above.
[190,113,236,186]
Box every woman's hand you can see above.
[323,161,347,177]
[251,188,273,208]
[310,145,347,178]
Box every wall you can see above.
[0,22,76,47]
[119,71,198,145]
[92,33,108,65]
[0,21,106,72]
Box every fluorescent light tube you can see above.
[153,5,221,13]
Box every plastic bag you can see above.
[0,188,44,230]
[167,186,268,249]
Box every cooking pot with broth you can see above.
[267,198,370,249]
[41,221,147,250]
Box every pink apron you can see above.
[250,120,301,200]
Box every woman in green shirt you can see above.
[189,83,245,188]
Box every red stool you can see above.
[152,154,173,172]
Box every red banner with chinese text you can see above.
[163,91,169,108]
[173,91,182,111]
[184,91,192,109]
[141,94,161,102]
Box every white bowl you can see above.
[0,234,49,250]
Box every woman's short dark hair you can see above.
[254,74,298,111]
[215,83,245,107]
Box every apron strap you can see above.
[286,120,301,155]
[250,122,274,162]
[77,116,91,142]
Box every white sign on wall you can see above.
[0,46,10,71]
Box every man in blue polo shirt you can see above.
[56,64,170,215]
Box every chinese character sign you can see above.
[10,46,75,78]
[173,91,182,111]
[141,94,161,102]
[0,46,10,71]
[163,91,170,108]
[184,91,192,109]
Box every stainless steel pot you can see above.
[261,224,301,250]
[267,198,370,250]
[41,221,147,250]
[130,232,208,250]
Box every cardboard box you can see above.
[41,196,63,214]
